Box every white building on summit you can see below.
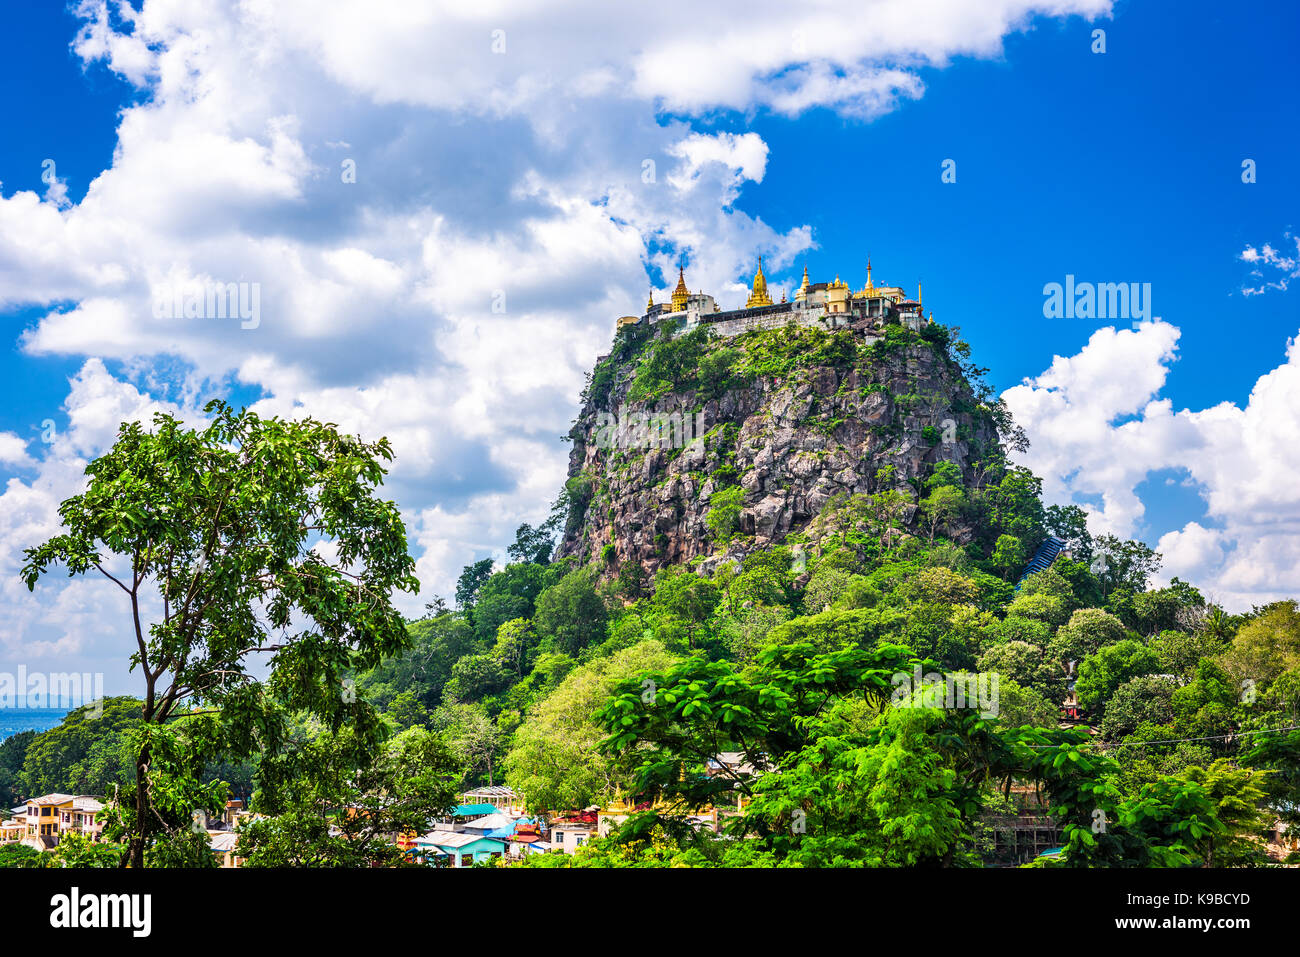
[623,259,934,339]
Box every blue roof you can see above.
[452,803,499,816]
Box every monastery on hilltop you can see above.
[616,258,933,339]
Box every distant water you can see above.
[0,708,69,743]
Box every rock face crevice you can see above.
[559,330,998,578]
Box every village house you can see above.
[413,828,507,867]
[0,793,107,851]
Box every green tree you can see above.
[1100,675,1177,741]
[386,690,429,731]
[1090,534,1161,599]
[1177,760,1271,866]
[1150,628,1229,681]
[21,402,418,867]
[442,654,510,703]
[1075,639,1159,714]
[993,679,1060,729]
[455,558,495,610]
[241,725,461,867]
[507,520,558,565]
[1129,579,1205,637]
[1047,607,1130,665]
[1220,600,1300,689]
[1044,503,1094,563]
[504,639,677,811]
[430,702,504,786]
[990,534,1026,580]
[766,607,880,656]
[357,613,477,709]
[534,568,609,656]
[594,639,1198,868]
[706,486,745,544]
[0,844,42,868]
[471,562,550,643]
[1170,658,1239,737]
[1004,591,1071,629]
[17,698,141,798]
[920,485,966,543]
[0,730,36,808]
[48,831,125,868]
[977,641,1063,701]
[492,617,535,679]
[645,568,722,653]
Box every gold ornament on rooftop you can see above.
[671,265,690,312]
[745,256,773,308]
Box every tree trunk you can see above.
[130,740,151,869]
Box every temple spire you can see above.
[745,255,773,308]
[795,263,810,302]
[671,262,690,312]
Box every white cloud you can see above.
[0,433,34,469]
[1005,318,1300,611]
[1239,234,1300,296]
[0,0,1115,684]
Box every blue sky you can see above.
[724,1,1300,407]
[0,0,1296,694]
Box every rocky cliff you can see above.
[558,320,1003,578]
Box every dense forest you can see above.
[4,317,1299,868]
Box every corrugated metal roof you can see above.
[462,812,516,832]
[417,829,507,850]
[207,831,238,852]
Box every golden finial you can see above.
[671,262,690,312]
[746,256,772,308]
[647,286,655,312]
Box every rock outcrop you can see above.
[558,325,999,578]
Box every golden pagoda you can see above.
[646,287,655,313]
[671,266,690,312]
[794,264,811,302]
[745,256,773,308]
[859,257,875,297]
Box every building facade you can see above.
[635,259,932,341]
